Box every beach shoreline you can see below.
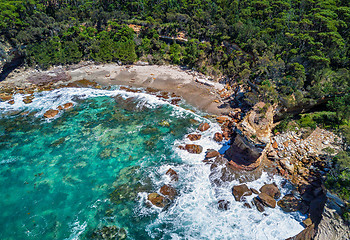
[0,62,232,115]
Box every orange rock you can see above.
[214,132,223,142]
[8,100,15,105]
[187,134,201,141]
[283,141,289,147]
[147,193,168,208]
[63,102,74,109]
[166,168,179,182]
[0,93,13,101]
[44,109,59,118]
[272,141,278,149]
[216,115,231,124]
[160,184,177,200]
[57,106,64,110]
[23,95,34,104]
[185,144,203,154]
[198,122,210,131]
[205,149,220,158]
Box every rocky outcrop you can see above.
[314,205,350,240]
[225,133,263,171]
[232,184,252,201]
[238,102,274,145]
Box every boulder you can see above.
[185,144,203,154]
[205,149,220,159]
[253,197,265,212]
[63,102,74,109]
[213,132,223,142]
[148,193,168,208]
[166,168,178,182]
[259,183,281,199]
[187,134,201,141]
[218,200,230,210]
[198,122,210,131]
[232,184,252,201]
[160,184,177,200]
[258,192,276,208]
[44,109,59,118]
[277,194,300,212]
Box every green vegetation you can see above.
[1,1,349,112]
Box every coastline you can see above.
[0,62,231,115]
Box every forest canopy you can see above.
[0,0,349,119]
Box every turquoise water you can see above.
[0,87,305,240]
[0,88,200,239]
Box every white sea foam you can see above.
[144,121,306,240]
[0,87,200,120]
[65,219,87,240]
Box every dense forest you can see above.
[0,0,349,206]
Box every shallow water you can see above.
[0,87,305,239]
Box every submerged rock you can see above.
[185,144,203,154]
[198,122,210,131]
[44,109,59,118]
[90,225,127,240]
[259,183,281,199]
[232,184,252,201]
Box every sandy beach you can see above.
[0,63,232,115]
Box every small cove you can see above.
[0,87,305,239]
